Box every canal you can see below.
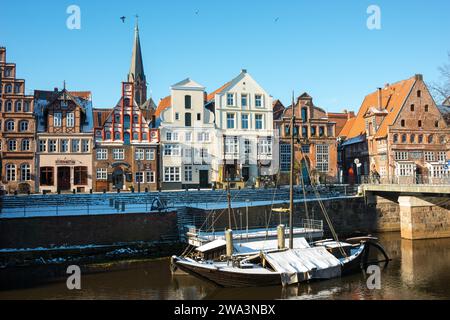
[0,232,449,300]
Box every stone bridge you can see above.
[363,184,450,240]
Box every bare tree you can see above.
[429,52,450,104]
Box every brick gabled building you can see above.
[341,74,450,184]
[274,93,353,184]
[0,47,36,193]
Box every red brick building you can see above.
[0,47,36,193]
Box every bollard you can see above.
[277,225,286,249]
[225,229,233,258]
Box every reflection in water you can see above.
[0,233,449,300]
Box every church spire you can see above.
[128,15,147,106]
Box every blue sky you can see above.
[1,0,449,111]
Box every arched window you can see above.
[20,164,31,181]
[428,135,434,144]
[105,131,111,140]
[15,84,21,93]
[5,84,12,93]
[439,136,446,144]
[6,120,15,131]
[114,132,121,140]
[124,115,130,129]
[418,134,423,143]
[115,114,120,123]
[410,134,415,143]
[8,140,17,151]
[124,132,131,145]
[133,132,139,140]
[142,132,148,140]
[133,114,139,123]
[23,101,30,112]
[15,101,22,112]
[19,121,28,132]
[6,164,16,181]
[393,134,398,143]
[6,100,12,112]
[5,68,12,77]
[21,139,30,151]
[401,134,407,143]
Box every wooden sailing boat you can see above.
[171,93,389,288]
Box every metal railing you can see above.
[360,174,450,185]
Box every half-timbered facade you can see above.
[34,88,94,193]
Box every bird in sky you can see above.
[195,10,199,15]
[120,16,126,23]
[274,17,279,23]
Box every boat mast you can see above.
[289,92,295,249]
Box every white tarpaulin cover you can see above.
[264,247,342,285]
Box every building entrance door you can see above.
[242,167,250,182]
[113,168,124,190]
[199,170,209,188]
[57,167,71,191]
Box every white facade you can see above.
[209,70,277,186]
[159,79,217,189]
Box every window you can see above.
[227,113,235,129]
[6,100,12,112]
[395,151,408,161]
[401,134,407,143]
[401,120,405,127]
[311,126,317,137]
[74,166,88,185]
[185,95,192,109]
[185,132,192,142]
[15,84,21,93]
[20,164,31,181]
[39,140,47,152]
[244,139,251,155]
[241,114,249,129]
[255,94,262,107]
[164,144,180,156]
[255,114,263,130]
[96,149,108,160]
[135,148,145,160]
[23,101,30,112]
[60,139,69,153]
[146,149,155,160]
[428,135,434,144]
[418,120,422,128]
[124,115,130,129]
[166,131,178,141]
[54,112,62,127]
[113,149,125,160]
[425,105,429,112]
[418,134,423,143]
[142,132,148,140]
[227,93,234,106]
[410,104,415,112]
[302,126,308,137]
[397,163,414,177]
[410,134,415,143]
[49,140,57,152]
[301,108,308,122]
[133,114,139,124]
[439,136,446,144]
[258,138,272,155]
[135,172,144,183]
[302,145,310,154]
[19,121,28,132]
[435,121,439,128]
[437,152,446,162]
[425,152,435,162]
[197,132,210,142]
[319,126,325,137]
[114,132,121,140]
[185,113,192,127]
[280,144,291,172]
[133,132,139,140]
[82,140,90,153]
[175,113,180,121]
[200,148,208,160]
[241,94,248,107]
[4,68,12,77]
[71,139,80,152]
[96,168,107,180]
[146,171,155,183]
[6,120,14,131]
[115,114,120,123]
[417,90,421,98]
[15,101,22,112]
[6,164,16,181]
[105,132,111,140]
[21,139,30,151]
[225,136,239,154]
[197,113,201,121]
[64,112,74,128]
[184,166,193,182]
[430,164,446,178]
[164,167,181,182]
[40,167,54,185]
[8,140,17,151]
[184,148,193,159]
[316,144,329,172]
[5,84,12,93]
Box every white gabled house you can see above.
[206,69,278,188]
[156,78,217,190]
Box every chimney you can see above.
[415,74,423,81]
[54,87,59,92]
[0,47,6,62]
[377,88,382,111]
[241,69,247,74]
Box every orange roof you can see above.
[206,82,231,102]
[155,96,171,117]
[339,117,355,137]
[328,112,355,136]
[346,76,416,139]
